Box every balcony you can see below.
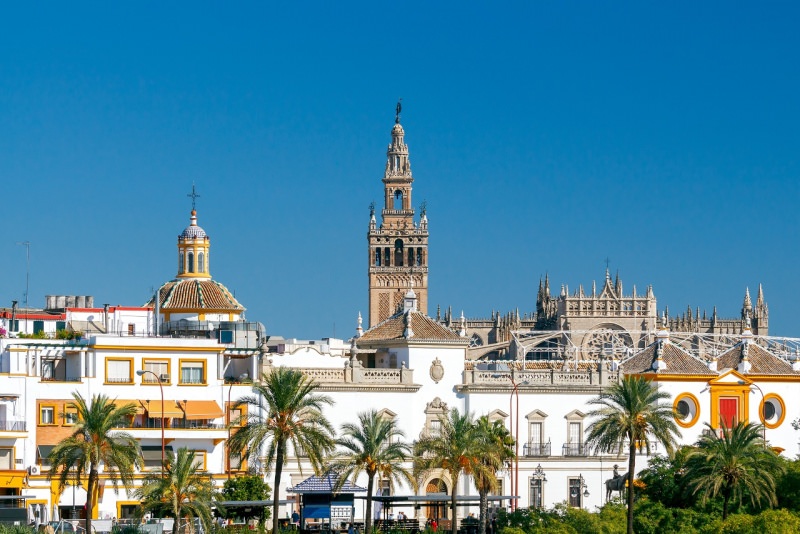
[0,420,27,433]
[523,441,551,457]
[562,443,589,457]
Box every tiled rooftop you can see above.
[717,342,799,375]
[152,279,244,311]
[621,342,715,375]
[359,311,463,342]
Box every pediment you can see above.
[487,409,508,421]
[525,409,548,420]
[709,369,750,386]
[564,409,586,420]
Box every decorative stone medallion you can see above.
[430,357,444,383]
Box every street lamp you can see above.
[570,474,590,508]
[505,371,530,511]
[532,464,546,509]
[227,373,248,479]
[137,370,165,476]
[738,380,767,443]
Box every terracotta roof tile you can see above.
[622,342,715,375]
[147,279,244,312]
[716,343,798,375]
[359,311,463,342]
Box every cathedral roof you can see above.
[149,279,244,312]
[621,342,715,375]
[359,310,463,343]
[716,343,798,375]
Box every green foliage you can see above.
[18,330,49,339]
[473,416,515,534]
[638,448,695,508]
[228,368,334,534]
[685,422,784,519]
[0,526,36,534]
[55,329,83,340]
[47,393,141,534]
[135,447,216,534]
[775,457,800,511]
[221,475,272,520]
[585,375,681,534]
[330,409,412,534]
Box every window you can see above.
[106,359,133,384]
[229,453,242,471]
[141,445,173,471]
[180,360,205,384]
[393,190,403,210]
[384,248,390,266]
[380,479,391,496]
[761,394,786,429]
[673,393,700,428]
[228,407,243,426]
[375,249,381,266]
[416,248,423,266]
[568,478,583,508]
[563,410,586,456]
[38,445,55,468]
[0,448,12,470]
[408,247,414,266]
[143,360,169,384]
[394,239,404,266]
[188,251,195,273]
[64,407,78,426]
[191,450,207,470]
[127,323,135,336]
[8,320,19,332]
[198,252,205,273]
[430,420,441,436]
[179,252,184,273]
[41,361,55,381]
[33,321,44,334]
[40,406,55,425]
[530,478,543,509]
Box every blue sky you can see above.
[2,2,799,339]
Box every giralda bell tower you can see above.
[367,103,429,327]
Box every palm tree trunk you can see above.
[365,474,374,534]
[478,490,488,534]
[722,488,730,520]
[86,467,97,534]
[450,477,458,534]
[626,442,636,534]
[273,442,285,534]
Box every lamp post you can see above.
[571,474,590,509]
[532,464,546,509]
[509,375,520,511]
[738,380,767,443]
[227,373,248,479]
[137,370,165,476]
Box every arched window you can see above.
[394,239,404,266]
[198,252,205,273]
[179,252,184,273]
[375,248,381,266]
[416,248,423,266]
[408,247,414,266]
[395,155,400,170]
[384,248,391,265]
[188,252,195,273]
[394,190,403,210]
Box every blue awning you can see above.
[303,505,330,519]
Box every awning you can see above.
[183,400,224,420]
[68,320,106,334]
[37,445,55,464]
[140,400,183,418]
[112,400,144,414]
[303,505,330,519]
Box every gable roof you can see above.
[359,310,464,343]
[288,473,366,494]
[716,342,799,375]
[621,342,715,375]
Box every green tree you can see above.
[585,375,681,534]
[134,447,216,534]
[330,409,413,534]
[685,422,783,520]
[229,368,335,534]
[638,447,694,508]
[48,393,141,534]
[414,408,490,534]
[472,416,514,534]
[220,474,272,522]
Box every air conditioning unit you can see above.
[160,374,170,382]
[28,465,41,475]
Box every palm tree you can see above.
[135,447,216,534]
[585,375,681,534]
[685,421,783,519]
[414,408,491,534]
[229,367,335,534]
[330,410,414,534]
[48,393,141,534]
[472,417,514,534]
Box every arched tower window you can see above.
[198,252,205,273]
[188,252,195,273]
[408,247,414,266]
[384,248,391,265]
[416,248,423,266]
[393,190,403,211]
[394,239,404,266]
[375,248,381,266]
[179,252,184,273]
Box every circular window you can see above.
[760,394,785,429]
[673,393,700,428]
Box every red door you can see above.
[719,397,738,429]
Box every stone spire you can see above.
[742,287,753,317]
